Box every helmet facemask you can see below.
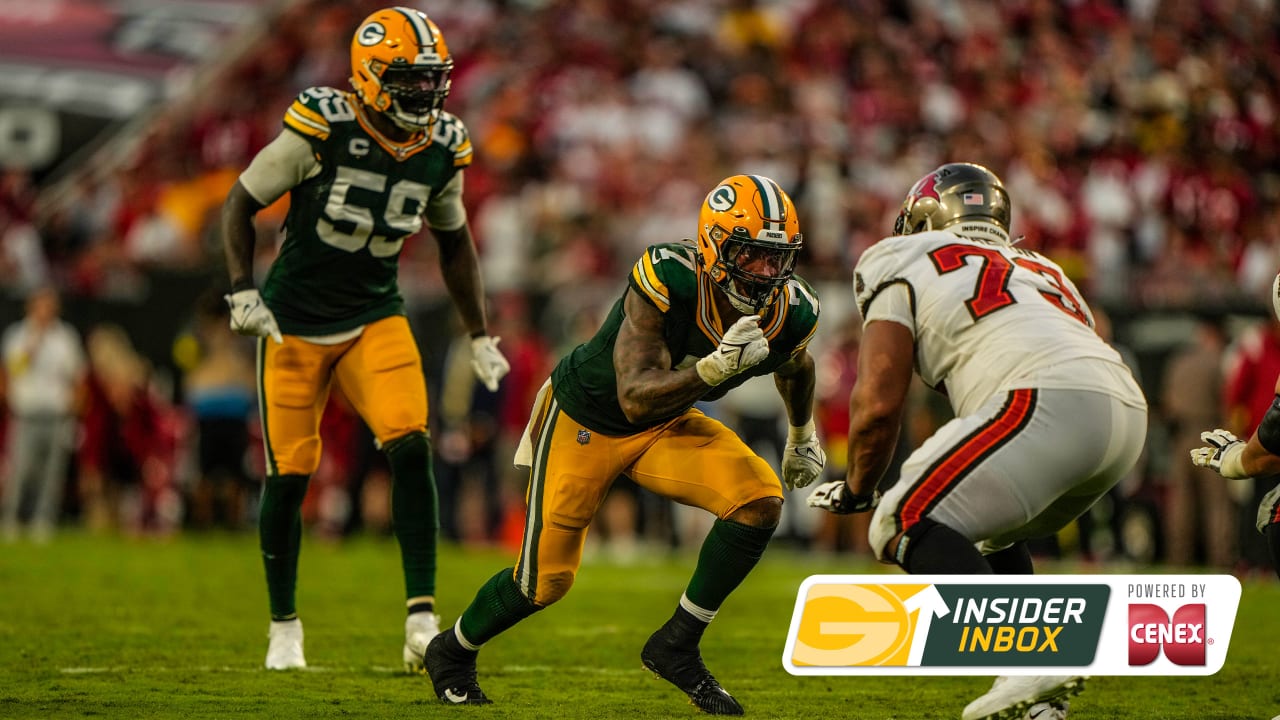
[709,225,801,313]
[380,62,452,130]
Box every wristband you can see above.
[788,419,817,443]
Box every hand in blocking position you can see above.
[781,420,826,490]
[1190,428,1249,479]
[806,480,880,514]
[696,315,770,387]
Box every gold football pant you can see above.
[514,386,782,606]
[257,315,427,476]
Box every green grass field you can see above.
[0,533,1276,719]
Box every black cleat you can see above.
[640,628,744,716]
[424,630,493,705]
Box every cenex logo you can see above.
[1128,603,1206,666]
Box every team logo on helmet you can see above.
[357,22,386,46]
[708,185,737,212]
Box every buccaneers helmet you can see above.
[350,7,453,132]
[893,163,1012,243]
[696,175,803,313]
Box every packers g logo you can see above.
[708,185,736,212]
[358,22,387,46]
[792,584,926,666]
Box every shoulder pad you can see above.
[283,87,357,142]
[629,243,698,313]
[431,111,473,168]
[853,236,920,316]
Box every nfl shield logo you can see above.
[577,429,591,445]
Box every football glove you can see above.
[1190,428,1248,479]
[695,315,770,387]
[806,480,879,515]
[782,420,826,490]
[225,288,282,344]
[470,335,511,392]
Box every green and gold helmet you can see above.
[892,163,1012,244]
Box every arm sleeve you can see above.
[861,282,916,337]
[425,171,467,231]
[238,130,322,206]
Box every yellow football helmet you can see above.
[350,7,453,132]
[696,174,803,313]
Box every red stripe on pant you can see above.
[900,389,1036,528]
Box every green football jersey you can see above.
[262,86,474,336]
[551,241,820,435]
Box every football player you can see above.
[1191,272,1280,581]
[423,175,824,714]
[220,7,510,671]
[807,163,1148,720]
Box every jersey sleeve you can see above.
[424,170,466,231]
[238,129,321,206]
[627,243,698,314]
[853,238,917,334]
[282,87,351,144]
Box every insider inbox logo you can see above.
[782,575,1240,677]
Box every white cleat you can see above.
[1024,700,1069,720]
[963,676,1085,720]
[403,612,440,674]
[265,619,306,670]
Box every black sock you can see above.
[385,432,439,600]
[259,474,310,620]
[985,541,1034,574]
[899,519,992,574]
[408,601,435,616]
[657,606,708,648]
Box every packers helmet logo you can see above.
[792,584,924,667]
[357,22,387,46]
[707,185,737,212]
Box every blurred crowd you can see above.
[2,0,1280,571]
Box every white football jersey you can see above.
[854,229,1146,417]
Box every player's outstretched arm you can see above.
[846,320,915,496]
[774,350,825,490]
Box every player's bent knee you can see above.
[728,497,782,529]
[535,570,576,606]
[867,507,906,564]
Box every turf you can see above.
[0,533,1275,719]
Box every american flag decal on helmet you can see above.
[963,192,984,205]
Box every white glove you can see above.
[806,480,879,515]
[782,420,826,490]
[1190,428,1249,479]
[695,315,770,386]
[470,335,510,392]
[225,288,282,344]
